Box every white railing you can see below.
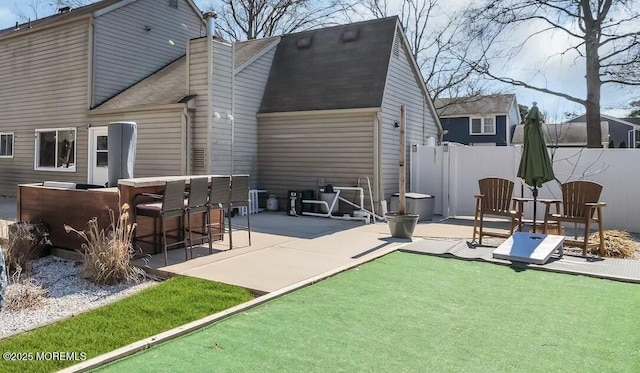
[410,145,640,233]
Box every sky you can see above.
[0,0,636,122]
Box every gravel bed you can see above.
[0,256,157,339]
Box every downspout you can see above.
[376,111,385,214]
[182,107,190,174]
[203,12,217,174]
[229,42,235,176]
[87,17,95,109]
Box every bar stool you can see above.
[230,175,251,247]
[135,180,187,266]
[208,176,232,250]
[185,177,212,258]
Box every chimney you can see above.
[58,6,71,14]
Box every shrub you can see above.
[0,221,50,278]
[3,276,49,311]
[589,230,639,258]
[65,203,145,286]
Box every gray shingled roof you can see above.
[512,122,610,146]
[622,117,640,125]
[235,37,279,68]
[95,57,187,110]
[94,37,281,110]
[0,0,122,38]
[258,16,398,113]
[435,94,516,117]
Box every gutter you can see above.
[204,13,217,173]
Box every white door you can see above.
[88,127,109,186]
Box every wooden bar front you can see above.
[17,184,120,251]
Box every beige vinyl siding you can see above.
[188,38,209,174]
[88,109,186,177]
[380,28,438,201]
[210,41,233,176]
[233,45,277,187]
[0,19,90,197]
[258,112,375,207]
[92,0,204,106]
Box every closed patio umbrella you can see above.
[517,102,555,233]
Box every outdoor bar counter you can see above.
[17,176,224,255]
[118,176,225,254]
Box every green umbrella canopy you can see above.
[517,104,555,188]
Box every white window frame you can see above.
[34,127,77,172]
[469,116,497,135]
[0,132,14,158]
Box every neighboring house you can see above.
[434,94,521,146]
[511,122,610,147]
[566,114,640,148]
[0,0,204,196]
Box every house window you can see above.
[35,128,76,171]
[470,117,496,135]
[0,133,14,157]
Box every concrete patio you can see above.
[1,195,638,292]
[136,211,640,292]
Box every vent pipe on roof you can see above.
[14,22,19,31]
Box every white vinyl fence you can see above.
[410,145,640,233]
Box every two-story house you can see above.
[2,8,442,214]
[0,0,204,196]
[434,94,521,146]
[87,16,444,212]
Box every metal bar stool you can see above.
[185,177,212,258]
[209,176,231,250]
[135,180,187,266]
[230,175,251,247]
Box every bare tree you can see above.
[469,0,640,148]
[628,100,640,118]
[362,0,497,108]
[15,0,95,21]
[201,0,355,41]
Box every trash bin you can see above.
[390,193,434,222]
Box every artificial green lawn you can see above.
[98,253,640,372]
[0,276,252,373]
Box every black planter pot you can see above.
[386,212,419,239]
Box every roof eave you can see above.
[88,103,188,115]
[257,107,381,118]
